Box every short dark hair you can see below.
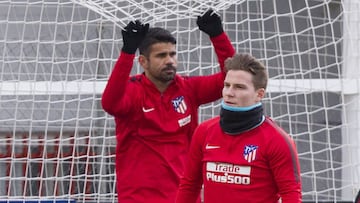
[224,53,268,90]
[139,27,176,57]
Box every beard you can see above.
[159,65,177,82]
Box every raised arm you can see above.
[197,9,235,72]
[101,20,149,116]
[187,9,235,105]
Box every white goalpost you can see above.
[0,0,359,202]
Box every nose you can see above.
[223,86,234,97]
[165,54,176,65]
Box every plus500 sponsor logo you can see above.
[206,172,250,184]
[206,162,251,185]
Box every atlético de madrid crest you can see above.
[243,145,258,163]
[172,96,187,114]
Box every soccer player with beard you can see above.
[176,53,302,203]
[101,9,235,203]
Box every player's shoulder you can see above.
[194,116,221,141]
[262,117,281,130]
[199,116,220,129]
[171,75,200,90]
[173,74,192,83]
[129,74,143,82]
[261,117,293,141]
[261,117,288,135]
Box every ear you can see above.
[138,55,148,69]
[256,88,266,102]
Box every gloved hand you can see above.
[121,20,149,54]
[196,9,223,37]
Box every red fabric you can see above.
[176,117,302,203]
[101,32,235,203]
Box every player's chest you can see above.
[143,93,192,114]
[202,130,267,166]
[138,90,195,128]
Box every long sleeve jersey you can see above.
[101,32,235,203]
[176,116,302,203]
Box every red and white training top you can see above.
[101,32,235,203]
[176,116,302,203]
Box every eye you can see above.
[157,53,167,58]
[236,85,245,89]
[170,51,176,57]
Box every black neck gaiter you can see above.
[220,103,264,135]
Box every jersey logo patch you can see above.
[178,115,191,127]
[243,145,258,163]
[205,144,221,150]
[172,96,187,114]
[142,107,154,113]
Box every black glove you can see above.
[196,9,224,37]
[121,20,149,54]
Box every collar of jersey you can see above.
[141,73,179,90]
[221,100,262,112]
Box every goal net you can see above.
[0,0,359,202]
